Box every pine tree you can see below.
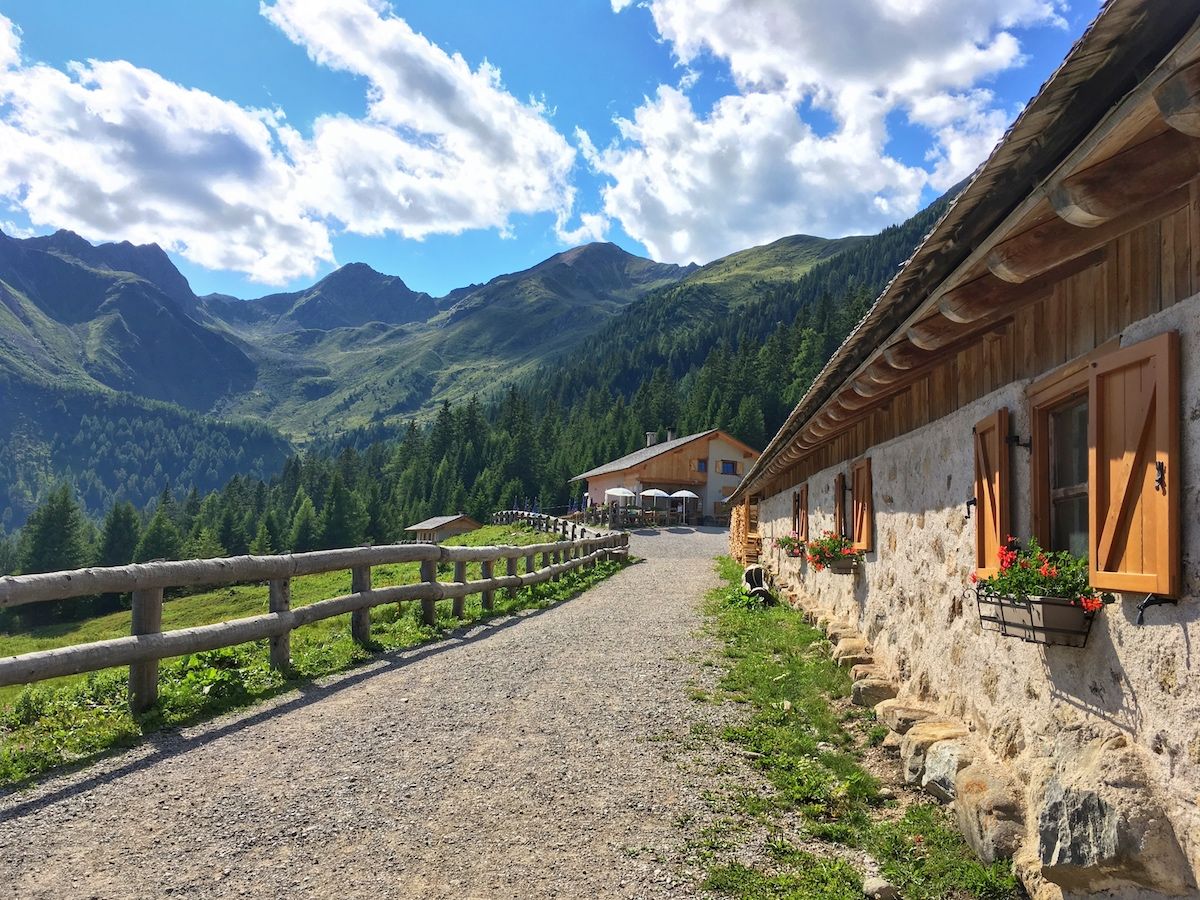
[97,501,141,568]
[181,526,227,560]
[20,483,89,575]
[135,509,183,563]
[321,473,367,548]
[289,494,322,552]
[249,521,274,555]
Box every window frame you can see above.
[695,458,708,473]
[1027,347,1102,549]
[720,459,739,476]
[796,483,809,542]
[833,472,846,538]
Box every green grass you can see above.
[0,524,626,787]
[697,556,1020,899]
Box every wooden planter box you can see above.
[974,591,1095,648]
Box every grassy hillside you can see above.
[682,233,865,293]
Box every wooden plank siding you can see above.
[760,194,1196,499]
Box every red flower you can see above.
[841,547,855,556]
[1080,595,1104,613]
[969,571,978,584]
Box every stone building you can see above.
[729,3,1200,896]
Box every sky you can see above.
[0,0,1095,299]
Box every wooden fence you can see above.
[0,512,626,712]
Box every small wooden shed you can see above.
[404,514,481,543]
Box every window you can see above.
[833,472,846,538]
[696,459,708,473]
[851,458,873,552]
[720,460,739,475]
[1050,398,1089,556]
[972,408,1011,576]
[1029,332,1181,596]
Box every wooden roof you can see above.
[733,0,1200,503]
[404,514,480,532]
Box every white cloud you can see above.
[0,15,19,70]
[261,0,581,242]
[0,4,591,284]
[598,0,1067,263]
[0,30,332,284]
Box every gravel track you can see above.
[0,527,729,899]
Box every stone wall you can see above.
[758,296,1200,897]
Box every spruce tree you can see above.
[135,509,183,562]
[289,494,321,552]
[181,526,226,560]
[20,483,89,575]
[249,521,274,555]
[97,501,141,568]
[321,473,367,548]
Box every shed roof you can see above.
[404,514,478,532]
[732,0,1197,502]
[570,430,717,481]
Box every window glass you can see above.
[720,460,737,475]
[1049,397,1088,556]
[696,459,707,473]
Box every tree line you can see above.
[1,188,955,627]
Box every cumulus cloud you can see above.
[0,29,332,283]
[596,0,1065,263]
[261,0,581,242]
[0,4,590,284]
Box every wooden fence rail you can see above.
[0,512,625,712]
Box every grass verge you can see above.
[695,556,1020,900]
[0,524,626,788]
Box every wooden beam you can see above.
[939,250,1104,324]
[986,186,1187,283]
[1049,129,1200,226]
[1154,59,1200,137]
[882,339,936,370]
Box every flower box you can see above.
[974,590,1095,648]
[827,557,859,575]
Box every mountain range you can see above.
[0,210,927,529]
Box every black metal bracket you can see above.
[1136,593,1178,625]
[965,498,977,519]
[1007,434,1032,452]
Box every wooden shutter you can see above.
[851,458,873,552]
[973,408,1010,577]
[833,473,846,537]
[1088,331,1180,596]
[798,483,809,542]
[791,492,800,536]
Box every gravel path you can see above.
[0,526,729,899]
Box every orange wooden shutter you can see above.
[851,459,873,552]
[833,473,846,537]
[1088,331,1180,596]
[973,408,1010,577]
[798,483,809,542]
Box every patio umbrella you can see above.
[639,488,670,508]
[605,487,636,506]
[669,490,700,500]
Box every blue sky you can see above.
[0,1,1092,298]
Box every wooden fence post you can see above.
[481,559,494,610]
[506,556,519,599]
[452,560,467,618]
[420,558,438,627]
[269,578,291,670]
[351,566,371,645]
[129,587,163,713]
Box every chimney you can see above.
[646,431,658,448]
[666,428,675,442]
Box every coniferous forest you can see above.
[0,189,954,625]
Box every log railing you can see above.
[0,513,627,712]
